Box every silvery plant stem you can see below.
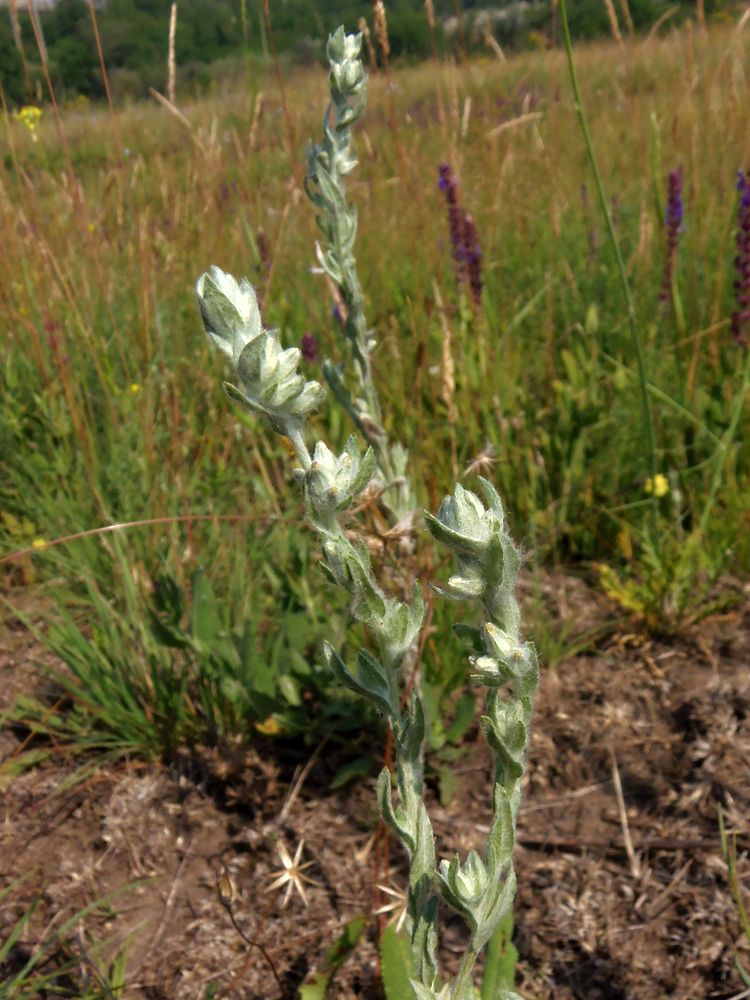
[196,262,536,1000]
[305,28,414,523]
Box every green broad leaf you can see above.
[436,766,458,807]
[444,692,476,745]
[380,924,415,1000]
[0,510,36,537]
[329,755,374,791]
[278,673,302,707]
[312,159,346,213]
[423,510,485,558]
[190,570,222,647]
[298,913,366,1000]
[324,642,398,721]
[452,623,484,652]
[396,696,425,762]
[437,744,467,764]
[237,626,276,698]
[377,768,413,850]
[481,911,518,999]
[348,443,376,499]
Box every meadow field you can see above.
[1,13,750,999]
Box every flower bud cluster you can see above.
[304,32,386,447]
[307,29,366,197]
[196,266,325,437]
[196,267,261,364]
[425,479,521,632]
[304,30,417,525]
[436,784,517,950]
[471,621,537,692]
[423,478,538,989]
[320,536,424,671]
[326,27,366,103]
[300,436,375,519]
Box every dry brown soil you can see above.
[1,577,749,999]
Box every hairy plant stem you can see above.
[196,30,537,995]
[452,946,480,1000]
[197,266,533,1000]
[287,425,312,471]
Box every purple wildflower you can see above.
[438,163,466,283]
[438,163,484,307]
[301,332,319,362]
[731,169,750,346]
[462,212,483,308]
[659,168,684,303]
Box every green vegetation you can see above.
[1,21,749,763]
[1,16,749,998]
[0,876,133,998]
[0,0,741,104]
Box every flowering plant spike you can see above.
[732,169,750,345]
[305,26,414,522]
[196,28,537,1000]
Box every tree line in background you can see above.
[0,0,733,106]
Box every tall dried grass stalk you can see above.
[248,91,264,150]
[434,281,458,480]
[374,1,391,66]
[8,0,23,52]
[603,0,624,46]
[8,0,31,96]
[27,3,83,216]
[434,282,457,428]
[260,0,297,175]
[483,25,507,63]
[168,3,178,106]
[86,0,121,155]
[27,0,47,65]
[636,197,654,263]
[696,0,706,33]
[618,0,635,35]
[449,0,467,61]
[149,88,192,132]
[358,17,377,71]
[423,0,447,129]
[461,97,472,140]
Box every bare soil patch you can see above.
[1,579,749,999]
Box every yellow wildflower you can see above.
[255,716,284,735]
[13,106,43,142]
[644,473,669,498]
[128,382,141,395]
[31,538,48,550]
